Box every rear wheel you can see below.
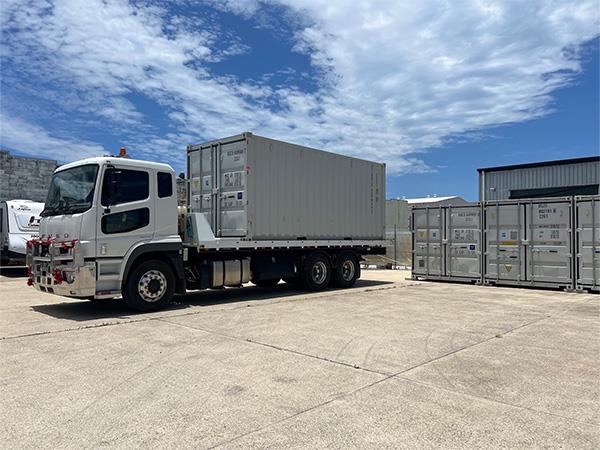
[332,252,360,288]
[123,259,175,311]
[301,252,331,291]
[253,278,280,288]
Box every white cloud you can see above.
[1,0,598,172]
[0,113,106,161]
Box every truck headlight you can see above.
[63,271,76,284]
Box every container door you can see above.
[576,197,599,290]
[446,205,481,280]
[218,140,247,237]
[198,145,215,231]
[485,203,525,282]
[413,208,444,276]
[188,150,202,213]
[527,200,573,286]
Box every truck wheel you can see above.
[332,252,360,288]
[301,252,331,291]
[123,259,175,311]
[253,278,280,288]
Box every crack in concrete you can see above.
[2,280,596,448]
[198,314,596,448]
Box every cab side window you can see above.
[101,169,149,206]
[157,172,173,198]
[101,208,150,234]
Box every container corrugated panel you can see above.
[484,202,524,282]
[575,196,599,291]
[187,133,385,240]
[412,207,444,276]
[484,198,573,288]
[446,205,481,280]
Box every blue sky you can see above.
[1,1,598,201]
[392,37,600,200]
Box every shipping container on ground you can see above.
[411,196,600,292]
[412,204,481,283]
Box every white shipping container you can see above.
[412,204,481,281]
[187,133,385,241]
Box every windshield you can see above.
[41,164,99,217]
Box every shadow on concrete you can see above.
[0,267,27,278]
[31,279,392,322]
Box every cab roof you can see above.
[56,156,174,173]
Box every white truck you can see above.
[27,133,386,311]
[1,200,44,266]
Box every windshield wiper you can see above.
[40,206,58,217]
[64,203,90,214]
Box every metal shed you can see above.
[405,196,470,208]
[478,156,600,201]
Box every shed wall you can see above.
[479,160,600,201]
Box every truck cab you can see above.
[27,157,183,305]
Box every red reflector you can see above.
[52,268,64,285]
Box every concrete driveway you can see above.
[1,269,598,449]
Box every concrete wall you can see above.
[386,199,410,231]
[0,150,57,203]
[364,199,411,268]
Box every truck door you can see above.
[95,165,154,293]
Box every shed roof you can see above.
[477,156,599,173]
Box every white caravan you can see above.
[1,200,44,265]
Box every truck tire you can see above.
[332,252,360,288]
[123,259,175,311]
[301,252,331,291]
[253,278,280,288]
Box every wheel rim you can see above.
[341,260,355,281]
[137,270,167,302]
[311,261,328,284]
